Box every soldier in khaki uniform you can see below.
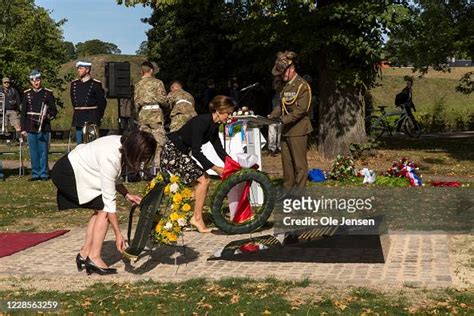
[134,61,168,170]
[269,51,313,192]
[167,80,197,132]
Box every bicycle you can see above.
[365,104,421,139]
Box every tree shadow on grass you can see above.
[377,135,474,162]
[0,167,30,179]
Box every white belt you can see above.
[176,99,192,106]
[75,106,98,110]
[142,104,160,110]
[27,112,41,115]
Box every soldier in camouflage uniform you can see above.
[167,80,197,132]
[134,61,168,170]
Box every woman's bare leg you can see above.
[190,174,211,233]
[88,210,110,267]
[79,212,97,258]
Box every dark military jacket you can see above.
[70,77,107,127]
[1,87,21,111]
[269,74,313,137]
[20,88,57,132]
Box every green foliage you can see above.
[62,41,77,61]
[0,0,68,90]
[75,39,121,57]
[456,71,474,94]
[385,0,473,92]
[430,95,448,132]
[375,175,410,187]
[135,40,149,56]
[138,1,392,94]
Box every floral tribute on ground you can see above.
[386,158,422,187]
[144,173,193,245]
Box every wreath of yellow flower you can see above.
[145,173,194,245]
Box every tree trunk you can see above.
[317,61,367,159]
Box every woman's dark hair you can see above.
[120,131,157,172]
[208,95,235,113]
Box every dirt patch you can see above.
[449,234,474,287]
[0,276,100,292]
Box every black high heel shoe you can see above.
[76,253,86,271]
[84,257,117,275]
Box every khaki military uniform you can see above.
[134,76,168,166]
[167,88,197,132]
[269,74,312,190]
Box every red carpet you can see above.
[0,230,69,258]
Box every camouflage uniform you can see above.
[134,76,168,166]
[167,88,197,132]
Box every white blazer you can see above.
[68,135,122,213]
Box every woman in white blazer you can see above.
[51,131,157,275]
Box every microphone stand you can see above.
[238,83,259,107]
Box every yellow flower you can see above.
[156,174,164,182]
[170,212,179,221]
[164,184,170,194]
[167,233,177,242]
[170,174,180,183]
[182,188,193,199]
[171,203,180,211]
[173,193,183,203]
[182,203,192,212]
[155,224,162,233]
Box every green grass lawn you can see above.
[0,278,472,314]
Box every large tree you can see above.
[75,39,122,57]
[386,0,473,93]
[62,41,77,61]
[117,0,399,158]
[0,0,68,89]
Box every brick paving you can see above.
[0,227,456,287]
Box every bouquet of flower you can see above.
[327,155,356,180]
[386,158,422,187]
[145,174,194,245]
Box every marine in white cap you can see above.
[70,60,107,144]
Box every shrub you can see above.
[454,112,466,131]
[429,95,448,132]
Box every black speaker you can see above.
[105,62,131,98]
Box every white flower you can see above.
[164,222,173,231]
[170,183,179,193]
[238,110,243,115]
[177,218,187,227]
